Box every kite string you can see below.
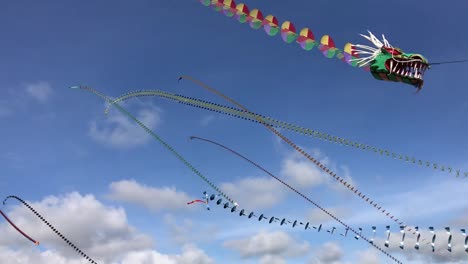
[2,196,97,264]
[105,90,467,178]
[429,59,468,66]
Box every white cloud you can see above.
[280,150,327,188]
[356,248,382,264]
[279,148,357,194]
[220,177,286,210]
[0,192,214,264]
[315,242,344,264]
[0,244,215,264]
[107,180,194,212]
[260,255,286,264]
[25,81,52,103]
[223,230,310,261]
[0,192,152,263]
[120,244,214,264]
[88,103,161,148]
[163,214,219,245]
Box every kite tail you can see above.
[71,85,238,205]
[3,195,98,264]
[179,75,404,264]
[188,136,404,262]
[178,75,405,225]
[104,90,466,178]
[0,209,39,245]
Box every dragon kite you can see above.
[198,0,468,92]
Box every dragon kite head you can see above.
[352,31,429,91]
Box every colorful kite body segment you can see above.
[198,0,432,91]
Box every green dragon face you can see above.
[353,31,430,91]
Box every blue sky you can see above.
[1,0,467,263]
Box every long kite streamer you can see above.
[79,87,404,261]
[71,85,237,206]
[188,136,400,260]
[104,90,467,178]
[177,75,410,230]
[3,196,97,263]
[189,136,465,254]
[198,1,449,91]
[202,190,466,253]
[0,209,39,246]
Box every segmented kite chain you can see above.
[179,75,410,225]
[0,209,40,245]
[200,0,363,68]
[203,191,466,253]
[189,136,402,261]
[70,85,236,205]
[2,196,98,264]
[105,90,467,178]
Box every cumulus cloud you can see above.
[356,248,382,264]
[0,244,214,264]
[0,192,152,263]
[223,230,310,262]
[220,177,286,209]
[88,103,161,148]
[280,149,327,188]
[315,242,344,264]
[279,148,357,195]
[107,180,193,212]
[120,244,214,264]
[0,192,214,264]
[25,81,53,103]
[163,215,219,245]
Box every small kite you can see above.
[186,199,207,205]
[0,209,39,246]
